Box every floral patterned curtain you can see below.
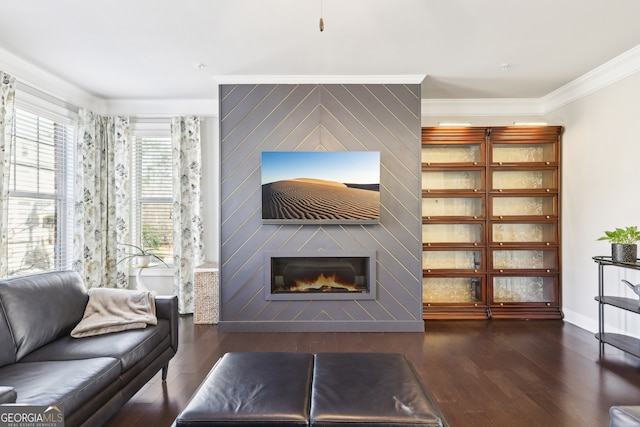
[171,116,204,314]
[0,72,15,277]
[74,108,131,289]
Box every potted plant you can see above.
[117,242,169,268]
[597,226,640,262]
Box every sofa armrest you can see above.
[0,386,17,404]
[155,295,179,353]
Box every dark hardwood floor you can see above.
[105,316,640,427]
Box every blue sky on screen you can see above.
[261,151,380,185]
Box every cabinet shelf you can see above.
[595,333,640,359]
[595,296,640,313]
[594,256,640,359]
[593,255,640,269]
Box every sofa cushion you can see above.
[0,357,120,416]
[0,305,16,368]
[0,386,16,403]
[311,353,444,427]
[0,271,88,361]
[20,319,170,371]
[175,352,314,427]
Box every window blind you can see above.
[6,108,74,277]
[133,135,173,264]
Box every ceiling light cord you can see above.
[319,0,324,32]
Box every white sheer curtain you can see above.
[0,72,15,277]
[73,108,131,289]
[171,116,204,314]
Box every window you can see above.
[132,134,173,265]
[6,108,74,277]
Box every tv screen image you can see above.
[261,151,380,224]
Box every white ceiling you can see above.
[1,0,640,102]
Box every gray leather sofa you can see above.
[0,270,179,427]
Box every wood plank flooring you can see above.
[105,317,640,427]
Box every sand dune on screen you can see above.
[262,178,380,221]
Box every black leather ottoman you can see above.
[174,352,313,426]
[311,352,445,427]
[173,352,447,427]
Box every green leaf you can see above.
[597,226,640,244]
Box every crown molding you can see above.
[103,98,219,118]
[541,44,640,114]
[0,46,103,112]
[213,75,427,85]
[113,76,427,117]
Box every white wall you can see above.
[546,72,640,337]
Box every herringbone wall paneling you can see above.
[219,84,422,332]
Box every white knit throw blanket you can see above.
[71,288,157,338]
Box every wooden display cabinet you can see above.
[421,127,489,319]
[422,126,563,320]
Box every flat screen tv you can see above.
[261,151,380,224]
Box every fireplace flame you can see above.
[292,273,360,292]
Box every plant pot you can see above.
[611,243,637,263]
[133,255,152,267]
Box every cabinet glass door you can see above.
[422,223,484,245]
[422,169,485,192]
[491,249,558,271]
[491,143,557,164]
[422,196,484,219]
[422,170,484,192]
[491,169,557,191]
[422,144,484,165]
[490,195,557,218]
[492,276,556,303]
[491,223,557,244]
[423,250,483,271]
[423,276,483,303]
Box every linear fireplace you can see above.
[264,251,376,300]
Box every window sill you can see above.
[128,266,173,277]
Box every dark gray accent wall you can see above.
[219,84,423,332]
